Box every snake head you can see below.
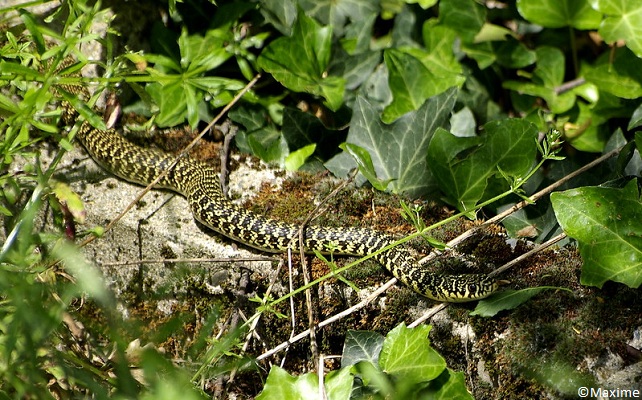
[424,274,508,303]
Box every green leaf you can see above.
[341,330,385,367]
[422,369,474,399]
[52,181,85,224]
[19,9,46,54]
[470,287,573,317]
[281,107,344,160]
[381,22,465,123]
[439,0,486,43]
[379,323,446,384]
[427,119,539,211]
[551,180,642,289]
[517,0,602,29]
[178,27,232,72]
[146,82,188,127]
[494,38,537,69]
[584,48,642,99]
[503,46,576,113]
[628,102,642,130]
[592,0,642,58]
[284,143,316,171]
[0,60,42,79]
[57,88,107,131]
[256,366,318,399]
[420,20,463,77]
[382,49,444,123]
[299,0,379,37]
[259,0,298,35]
[256,365,354,400]
[340,143,393,191]
[326,88,457,198]
[258,11,346,111]
[565,101,610,152]
[324,368,354,400]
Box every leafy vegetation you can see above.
[0,0,641,398]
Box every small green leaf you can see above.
[52,182,86,223]
[146,81,188,127]
[503,46,576,114]
[325,368,354,400]
[20,9,46,54]
[517,0,601,29]
[284,143,316,171]
[439,0,486,43]
[179,27,232,72]
[382,49,438,123]
[0,61,43,79]
[256,366,318,399]
[256,365,354,400]
[57,88,107,131]
[258,0,297,35]
[628,103,642,130]
[258,11,345,111]
[340,143,392,191]
[423,369,474,399]
[593,0,642,57]
[470,287,573,317]
[379,323,446,384]
[551,180,642,289]
[494,38,537,69]
[382,42,464,123]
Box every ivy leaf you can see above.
[299,0,379,37]
[258,11,346,111]
[281,107,345,160]
[427,119,539,212]
[423,369,474,400]
[326,88,457,198]
[592,0,642,58]
[340,143,393,191]
[341,330,385,367]
[284,143,316,171]
[516,0,601,29]
[470,287,573,317]
[439,0,486,43]
[256,367,318,399]
[382,22,465,123]
[628,103,642,130]
[258,0,298,35]
[503,46,576,114]
[382,49,442,123]
[379,323,446,384]
[584,47,642,99]
[551,180,642,289]
[256,366,353,400]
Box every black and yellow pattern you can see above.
[65,91,500,302]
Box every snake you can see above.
[61,86,500,303]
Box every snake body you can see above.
[68,99,499,302]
